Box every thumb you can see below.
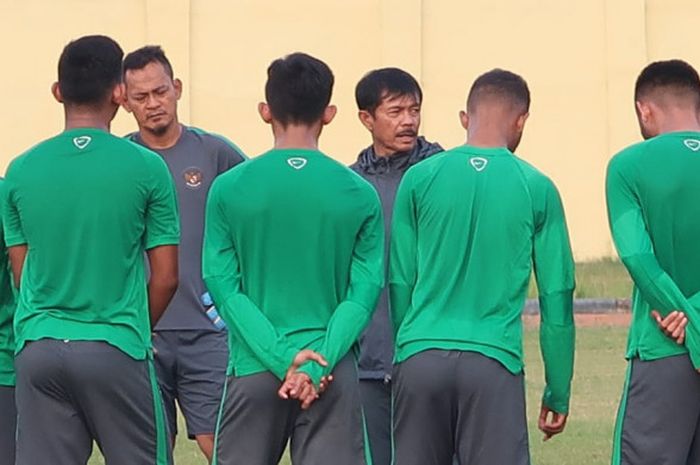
[308,351,328,367]
[651,310,662,323]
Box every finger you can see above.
[289,378,303,397]
[671,318,688,339]
[305,351,328,367]
[296,383,313,402]
[538,406,550,431]
[678,331,686,345]
[665,313,685,334]
[651,310,663,323]
[278,382,292,399]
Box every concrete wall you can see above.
[1,0,699,259]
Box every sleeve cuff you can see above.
[145,235,180,250]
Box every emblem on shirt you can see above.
[469,157,488,172]
[73,136,92,150]
[287,157,307,170]
[683,139,700,152]
[183,167,203,189]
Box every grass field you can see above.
[88,322,630,465]
[528,258,632,299]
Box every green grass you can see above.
[529,258,632,299]
[88,324,629,465]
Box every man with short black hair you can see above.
[3,35,179,465]
[351,67,441,465]
[390,69,575,465]
[123,45,246,462]
[203,52,383,465]
[607,59,700,465]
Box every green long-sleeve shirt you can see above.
[202,148,384,386]
[606,131,700,368]
[390,145,576,414]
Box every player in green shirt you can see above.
[0,179,17,464]
[607,59,700,465]
[390,69,575,465]
[2,35,179,465]
[203,52,383,465]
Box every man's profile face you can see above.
[364,92,421,156]
[123,61,181,136]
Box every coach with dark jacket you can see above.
[350,68,442,465]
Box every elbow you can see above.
[165,274,179,297]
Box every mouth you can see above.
[148,112,166,120]
[396,132,417,140]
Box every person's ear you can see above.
[322,105,337,125]
[258,102,273,124]
[51,82,63,103]
[173,78,183,100]
[112,83,126,108]
[358,110,374,131]
[516,112,530,133]
[459,110,469,130]
[636,101,651,125]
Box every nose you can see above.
[400,110,418,127]
[145,94,159,109]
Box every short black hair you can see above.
[265,52,334,126]
[123,45,174,79]
[467,69,530,114]
[355,68,422,114]
[635,59,700,104]
[58,35,123,106]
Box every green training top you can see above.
[606,131,700,368]
[2,128,179,360]
[0,179,17,386]
[203,148,384,386]
[390,145,576,414]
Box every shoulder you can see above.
[186,126,247,161]
[607,140,647,174]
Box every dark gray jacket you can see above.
[350,136,443,380]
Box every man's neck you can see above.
[466,133,509,149]
[656,111,700,135]
[272,124,321,150]
[139,122,183,150]
[64,111,111,132]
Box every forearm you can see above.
[207,279,301,380]
[8,245,27,289]
[299,285,380,385]
[147,277,178,327]
[539,290,575,414]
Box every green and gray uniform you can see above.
[3,128,179,465]
[203,148,384,465]
[0,179,17,464]
[607,131,700,465]
[390,145,575,465]
[129,126,245,441]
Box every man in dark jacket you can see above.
[350,68,443,465]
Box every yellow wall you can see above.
[1,0,699,259]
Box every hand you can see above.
[538,404,567,441]
[278,372,318,409]
[651,310,687,344]
[319,375,334,394]
[285,349,328,380]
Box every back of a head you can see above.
[635,59,700,110]
[355,67,422,113]
[467,69,530,116]
[123,45,174,78]
[265,52,334,126]
[58,35,123,107]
